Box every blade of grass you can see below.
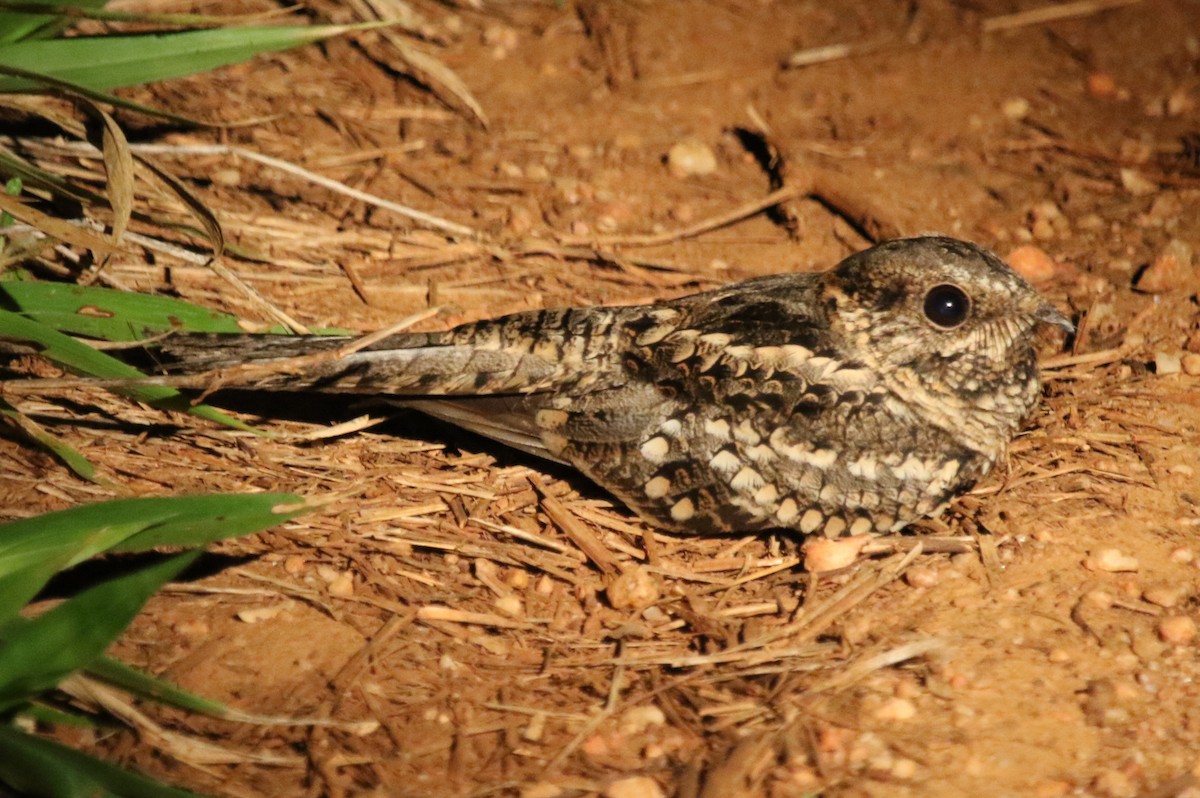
[0,1,295,29]
[0,396,103,484]
[0,550,200,711]
[93,104,133,244]
[0,63,206,126]
[0,723,204,797]
[0,192,117,257]
[0,0,106,45]
[0,281,275,340]
[0,23,391,93]
[0,308,255,430]
[18,701,96,729]
[0,143,108,206]
[85,656,227,718]
[0,492,306,580]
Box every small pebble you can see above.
[1136,239,1195,293]
[1006,245,1060,283]
[1087,71,1118,99]
[1002,97,1030,120]
[1048,648,1072,663]
[520,783,564,798]
[283,555,306,575]
[495,594,524,618]
[604,776,665,798]
[522,712,546,742]
[803,535,869,573]
[904,564,940,588]
[497,161,524,179]
[237,604,288,624]
[1166,88,1195,116]
[506,569,531,590]
[666,139,717,178]
[1143,584,1186,608]
[327,571,355,597]
[1180,353,1200,375]
[212,168,241,187]
[606,565,659,610]
[619,705,666,735]
[535,574,555,596]
[1120,168,1158,197]
[874,697,917,721]
[890,758,919,779]
[1092,769,1136,798]
[1156,352,1183,375]
[1171,547,1196,564]
[1085,549,1139,573]
[1158,615,1197,645]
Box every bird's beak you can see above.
[1032,302,1074,333]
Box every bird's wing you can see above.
[628,272,869,416]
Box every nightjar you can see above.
[155,236,1071,537]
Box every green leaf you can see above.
[17,701,96,729]
[0,396,101,483]
[0,24,382,92]
[0,281,275,340]
[0,723,204,797]
[0,550,199,711]
[0,492,306,582]
[0,0,107,45]
[86,656,227,718]
[0,550,77,633]
[0,493,304,632]
[0,307,254,429]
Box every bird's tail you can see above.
[152,326,560,396]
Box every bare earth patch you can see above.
[3,1,1200,796]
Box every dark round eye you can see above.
[923,284,971,328]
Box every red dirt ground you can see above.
[3,1,1200,796]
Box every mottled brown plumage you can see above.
[156,236,1070,537]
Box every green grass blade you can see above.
[0,552,77,632]
[0,24,383,92]
[0,0,106,45]
[0,307,254,430]
[0,723,204,797]
[0,146,107,206]
[0,550,199,711]
[86,656,227,717]
[0,493,302,629]
[0,493,306,580]
[18,701,96,729]
[0,397,102,483]
[0,281,276,340]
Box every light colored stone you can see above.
[666,139,717,178]
[606,565,659,610]
[1084,549,1139,573]
[604,776,665,798]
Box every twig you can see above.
[982,0,1143,32]
[557,185,807,248]
[787,0,1145,69]
[56,140,480,238]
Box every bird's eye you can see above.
[923,284,971,328]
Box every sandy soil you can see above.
[3,1,1200,796]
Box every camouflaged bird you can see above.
[157,236,1071,537]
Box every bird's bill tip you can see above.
[1033,302,1074,333]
